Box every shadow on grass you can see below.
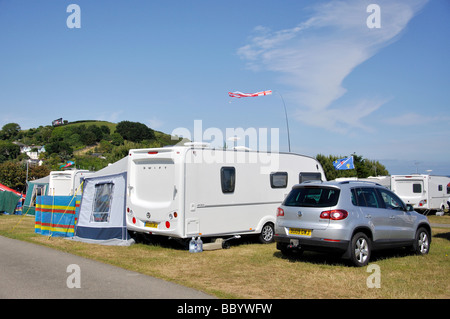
[273,247,423,267]
[130,231,264,250]
[433,232,450,241]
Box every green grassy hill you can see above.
[16,120,183,172]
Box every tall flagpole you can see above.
[275,91,291,153]
[228,89,291,152]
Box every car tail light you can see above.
[276,207,284,217]
[320,210,348,220]
[148,151,158,155]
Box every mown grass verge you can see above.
[1,214,449,299]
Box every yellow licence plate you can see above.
[145,222,158,228]
[289,228,311,236]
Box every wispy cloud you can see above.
[383,112,450,126]
[238,0,428,132]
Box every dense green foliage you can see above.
[0,121,181,191]
[115,121,155,142]
[316,153,389,181]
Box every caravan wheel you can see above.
[258,223,274,244]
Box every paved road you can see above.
[0,236,215,299]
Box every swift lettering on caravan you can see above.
[126,143,326,245]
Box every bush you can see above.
[116,121,155,143]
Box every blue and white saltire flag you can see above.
[333,156,355,170]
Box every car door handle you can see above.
[365,214,372,219]
[390,215,396,219]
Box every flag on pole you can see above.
[333,156,355,170]
[60,161,74,169]
[228,90,272,98]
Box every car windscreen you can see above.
[283,186,340,207]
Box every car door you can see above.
[376,187,415,240]
[353,187,392,242]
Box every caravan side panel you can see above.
[126,147,326,240]
[183,150,326,238]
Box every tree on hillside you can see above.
[0,162,26,192]
[1,123,21,140]
[0,141,21,163]
[28,165,50,181]
[116,121,155,143]
[316,153,389,181]
[45,139,73,161]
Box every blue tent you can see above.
[70,157,134,246]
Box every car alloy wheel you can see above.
[350,232,371,267]
[415,228,430,255]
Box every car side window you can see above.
[377,188,405,211]
[353,187,381,208]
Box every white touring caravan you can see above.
[48,169,94,196]
[391,174,450,213]
[126,145,326,244]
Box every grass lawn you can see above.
[1,214,449,299]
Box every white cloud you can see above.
[238,0,428,132]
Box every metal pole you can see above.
[275,91,291,152]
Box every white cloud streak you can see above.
[238,0,428,132]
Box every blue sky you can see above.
[0,0,449,175]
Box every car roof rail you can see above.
[300,180,324,184]
[338,180,382,186]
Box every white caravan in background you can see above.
[391,174,450,213]
[126,145,326,244]
[48,169,94,196]
[333,176,391,189]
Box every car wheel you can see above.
[258,223,274,244]
[413,227,430,255]
[350,232,371,267]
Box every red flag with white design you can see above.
[228,90,272,98]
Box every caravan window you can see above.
[270,172,288,188]
[299,172,322,183]
[221,167,235,193]
[91,183,114,222]
[413,183,422,193]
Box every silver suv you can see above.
[274,181,431,266]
